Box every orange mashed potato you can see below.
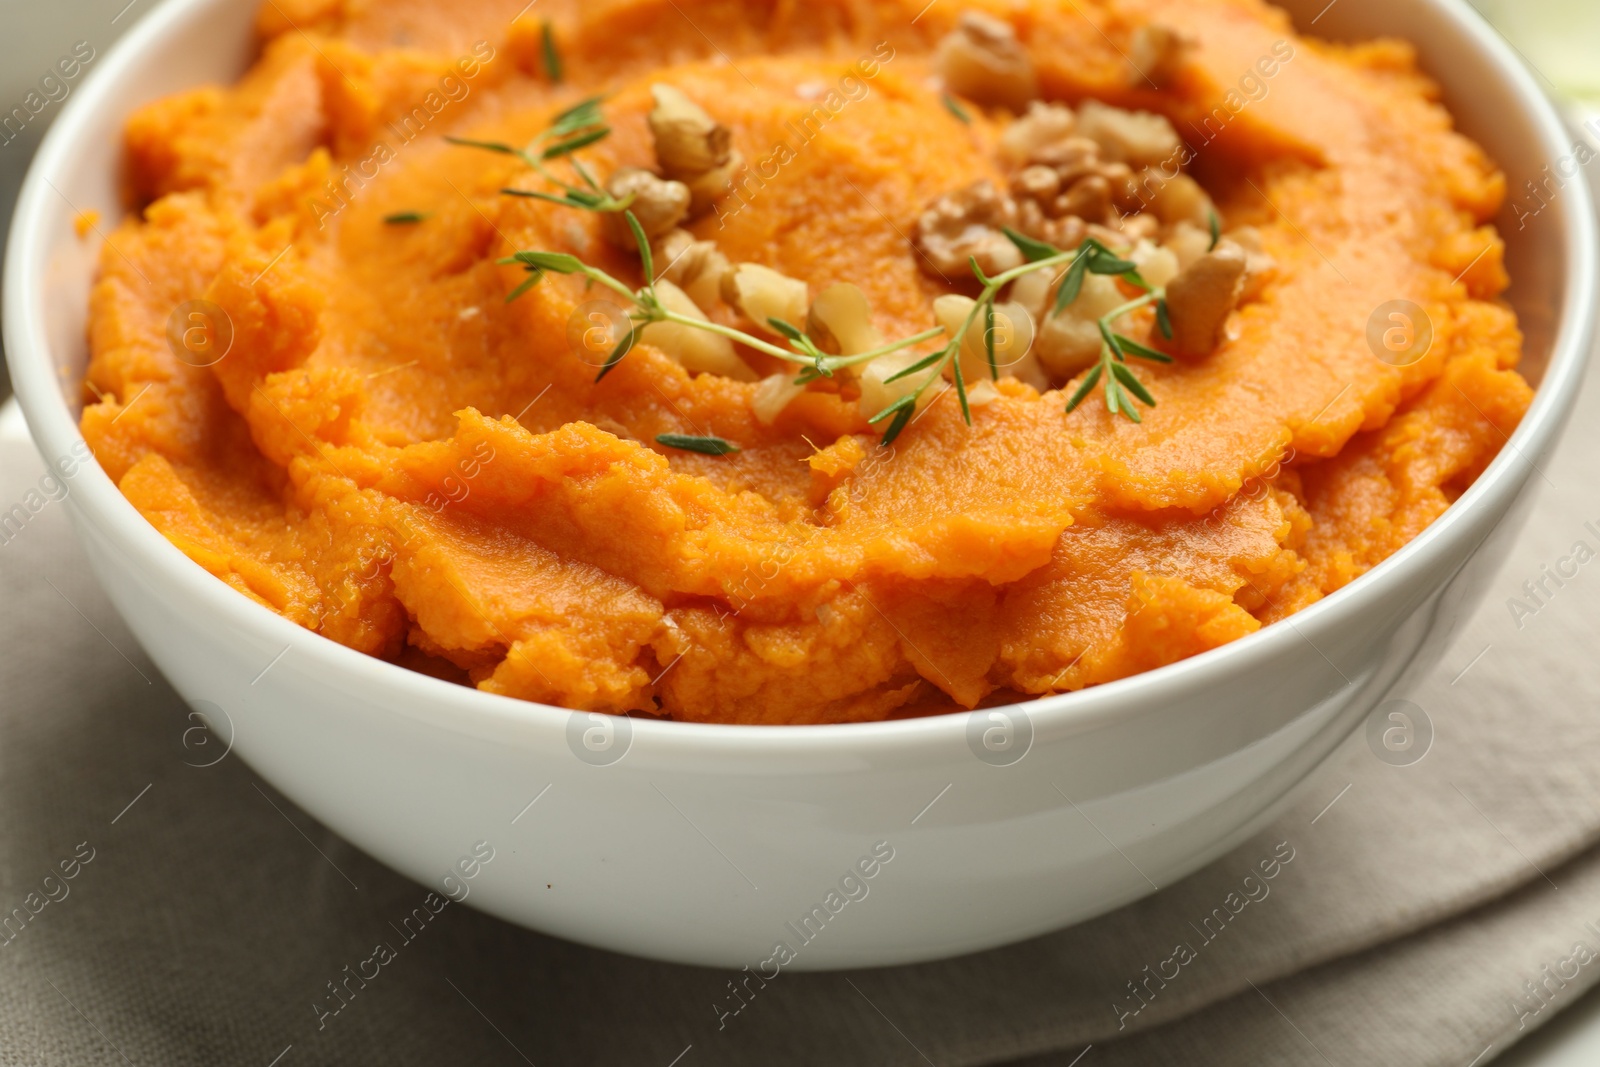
[82,0,1530,723]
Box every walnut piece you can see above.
[653,228,731,309]
[999,102,1077,165]
[1076,100,1182,169]
[1128,24,1193,89]
[807,283,883,356]
[752,373,807,426]
[639,280,757,380]
[601,168,689,249]
[913,179,1024,280]
[648,85,733,180]
[936,12,1038,112]
[721,263,809,334]
[1163,243,1248,357]
[1222,227,1279,301]
[1142,171,1215,231]
[1033,272,1127,377]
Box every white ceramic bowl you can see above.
[5,0,1594,969]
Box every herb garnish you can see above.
[998,227,1171,422]
[446,97,631,213]
[383,211,428,224]
[540,20,563,84]
[455,99,1166,444]
[1207,208,1221,251]
[656,433,740,455]
[942,93,971,124]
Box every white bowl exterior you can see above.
[4,0,1594,968]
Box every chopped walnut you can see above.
[807,283,884,356]
[932,294,1045,389]
[1163,243,1248,357]
[999,129,1147,232]
[639,280,757,380]
[858,349,934,421]
[1055,174,1113,224]
[1034,272,1127,377]
[752,372,807,426]
[936,12,1039,112]
[1115,213,1162,242]
[721,263,809,333]
[1013,199,1088,250]
[1163,220,1211,270]
[649,85,733,180]
[913,179,1024,280]
[601,168,689,249]
[1075,100,1182,169]
[1011,165,1061,203]
[1222,227,1278,301]
[999,102,1077,165]
[1128,24,1193,89]
[1142,172,1215,231]
[1129,239,1180,289]
[653,228,731,309]
[684,150,744,218]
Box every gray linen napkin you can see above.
[1,340,1598,1067]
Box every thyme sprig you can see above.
[999,227,1172,424]
[456,98,1165,439]
[496,227,946,384]
[446,97,630,213]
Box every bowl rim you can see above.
[5,0,1596,758]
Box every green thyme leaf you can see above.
[570,157,601,192]
[767,318,805,342]
[1111,361,1156,406]
[541,127,610,159]
[1105,376,1123,414]
[444,135,520,155]
[1207,209,1221,251]
[1086,248,1137,275]
[951,343,971,425]
[867,393,917,424]
[1113,333,1174,363]
[1064,363,1103,413]
[1098,319,1125,361]
[541,19,563,84]
[548,96,604,137]
[656,433,740,455]
[505,268,544,303]
[1155,297,1173,339]
[506,250,585,273]
[1117,385,1143,422]
[1001,226,1060,263]
[383,211,428,224]
[501,187,587,208]
[880,402,916,446]
[1053,258,1088,317]
[882,347,947,383]
[625,211,653,281]
[942,93,971,124]
[984,301,998,379]
[594,325,637,381]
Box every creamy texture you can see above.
[81,0,1531,723]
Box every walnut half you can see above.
[936,12,1039,112]
[1163,243,1248,357]
[600,168,689,249]
[913,179,1024,281]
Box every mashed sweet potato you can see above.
[81,0,1531,723]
